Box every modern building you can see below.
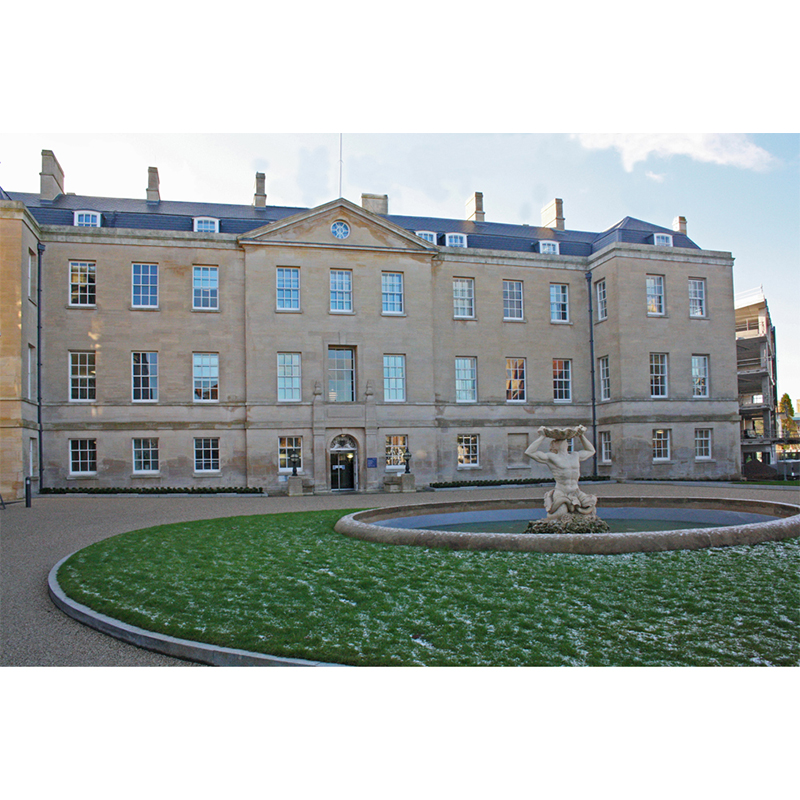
[735,287,779,467]
[0,150,742,500]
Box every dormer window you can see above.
[416,231,437,244]
[194,217,219,233]
[74,211,101,227]
[539,241,559,255]
[654,233,673,247]
[445,233,467,248]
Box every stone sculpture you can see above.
[523,425,610,533]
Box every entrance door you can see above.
[331,452,356,491]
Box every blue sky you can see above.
[2,132,798,402]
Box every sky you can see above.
[2,131,798,402]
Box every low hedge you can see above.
[40,486,264,495]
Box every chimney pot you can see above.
[254,172,267,207]
[361,193,388,215]
[147,167,160,203]
[541,198,565,230]
[672,215,687,235]
[466,192,485,222]
[39,150,65,202]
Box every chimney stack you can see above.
[541,198,565,230]
[672,215,687,235]
[254,172,267,207]
[39,150,65,202]
[466,192,485,222]
[147,167,160,203]
[361,193,388,215]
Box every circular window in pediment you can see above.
[331,220,350,239]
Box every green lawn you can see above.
[57,510,800,666]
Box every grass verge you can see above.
[57,509,799,666]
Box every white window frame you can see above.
[506,357,526,403]
[381,272,404,315]
[73,211,101,227]
[277,353,302,402]
[193,217,219,233]
[194,437,220,473]
[132,438,160,474]
[457,434,480,467]
[192,266,219,310]
[70,351,96,402]
[646,275,665,316]
[550,284,570,323]
[383,355,406,402]
[596,279,608,321]
[453,278,475,319]
[445,233,467,248]
[28,249,37,300]
[328,347,356,402]
[599,356,610,401]
[654,233,673,247]
[193,353,219,403]
[329,269,353,313]
[70,438,97,475]
[692,355,710,398]
[27,344,36,400]
[278,436,303,474]
[132,352,158,402]
[416,231,437,244]
[69,261,96,307]
[599,430,612,463]
[539,241,560,255]
[689,278,707,318]
[455,357,478,403]
[653,429,671,462]
[650,353,669,398]
[132,263,158,309]
[553,358,572,403]
[694,428,713,461]
[276,267,300,311]
[385,434,408,471]
[503,280,524,320]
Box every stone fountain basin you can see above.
[334,497,800,555]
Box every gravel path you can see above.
[2,483,797,666]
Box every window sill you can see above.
[67,473,97,480]
[132,472,161,478]
[453,316,477,321]
[276,308,302,314]
[192,307,220,313]
[550,319,572,325]
[329,310,355,315]
[457,465,481,470]
[381,312,407,318]
[503,317,526,323]
[67,304,97,310]
[193,471,221,477]
[130,306,160,312]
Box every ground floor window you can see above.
[653,429,671,461]
[133,438,159,473]
[194,438,220,472]
[457,434,480,466]
[694,428,712,460]
[385,435,408,469]
[279,436,303,472]
[599,430,612,463]
[70,439,97,474]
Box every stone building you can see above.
[0,150,742,500]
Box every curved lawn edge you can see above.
[48,555,344,668]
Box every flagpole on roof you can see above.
[339,133,343,198]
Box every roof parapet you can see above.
[362,193,388,215]
[40,150,65,202]
[254,172,267,208]
[466,192,485,222]
[147,167,160,204]
[541,198,564,230]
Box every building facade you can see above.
[0,150,742,500]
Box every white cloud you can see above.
[645,171,666,182]
[571,133,775,172]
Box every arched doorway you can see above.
[330,434,358,492]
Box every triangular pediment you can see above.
[238,198,433,251]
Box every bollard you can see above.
[25,477,32,508]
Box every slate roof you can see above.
[7,191,700,253]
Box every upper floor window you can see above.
[330,270,353,313]
[328,347,355,402]
[277,353,302,402]
[650,353,669,397]
[689,279,707,317]
[550,284,569,322]
[28,249,38,300]
[70,352,96,401]
[445,233,467,248]
[553,359,572,402]
[383,355,406,402]
[193,217,219,233]
[692,355,710,398]
[381,272,404,315]
[416,231,437,244]
[193,266,219,310]
[506,357,526,402]
[596,279,607,321]
[132,264,158,308]
[503,280,524,320]
[69,261,96,306]
[455,357,477,403]
[453,278,475,318]
[277,267,300,311]
[646,275,665,316]
[598,356,610,401]
[539,241,559,255]
[193,353,219,402]
[74,211,101,227]
[132,352,158,402]
[654,233,673,247]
